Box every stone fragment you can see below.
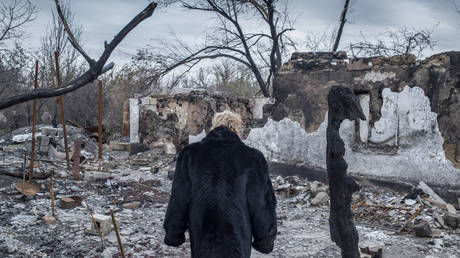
[123,201,142,209]
[418,181,447,207]
[164,143,176,155]
[59,196,83,209]
[310,191,328,206]
[404,199,416,206]
[14,181,39,197]
[446,204,456,213]
[38,135,50,153]
[49,146,67,160]
[86,214,118,236]
[110,141,130,151]
[309,181,320,195]
[42,215,56,225]
[40,127,58,136]
[433,211,447,228]
[12,133,33,143]
[443,213,460,228]
[413,220,432,237]
[151,138,177,155]
[129,143,149,155]
[429,198,446,209]
[359,241,384,258]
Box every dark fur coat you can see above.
[163,126,277,258]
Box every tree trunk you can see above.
[333,0,350,52]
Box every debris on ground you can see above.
[0,127,459,257]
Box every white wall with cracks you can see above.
[245,86,460,187]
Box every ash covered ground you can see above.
[0,141,459,257]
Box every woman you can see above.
[163,110,277,258]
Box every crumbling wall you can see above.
[245,86,460,187]
[271,51,460,168]
[132,91,271,152]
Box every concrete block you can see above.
[40,127,58,136]
[129,98,140,144]
[110,141,130,151]
[86,214,119,236]
[42,215,56,225]
[129,143,149,155]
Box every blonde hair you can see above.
[211,110,243,136]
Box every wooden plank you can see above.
[29,60,39,181]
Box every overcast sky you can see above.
[18,0,460,66]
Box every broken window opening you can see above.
[352,92,399,154]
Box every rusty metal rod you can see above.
[29,60,39,181]
[352,200,365,211]
[110,209,125,258]
[98,80,103,159]
[54,51,71,171]
[50,170,55,217]
[400,205,425,232]
[84,199,104,250]
[359,203,413,211]
[72,139,81,180]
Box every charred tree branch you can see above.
[332,0,350,52]
[0,2,157,110]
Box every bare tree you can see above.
[0,1,158,110]
[176,60,258,96]
[40,1,84,87]
[0,0,36,43]
[349,26,437,59]
[36,1,88,125]
[143,0,295,97]
[304,27,336,53]
[0,0,36,117]
[0,43,32,129]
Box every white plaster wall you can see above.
[245,86,460,187]
[369,89,398,146]
[129,98,140,144]
[253,98,274,119]
[354,71,396,84]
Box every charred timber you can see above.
[326,85,365,258]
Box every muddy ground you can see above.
[0,149,459,258]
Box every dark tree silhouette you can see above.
[142,0,295,97]
[0,1,158,110]
[326,86,365,258]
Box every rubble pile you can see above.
[0,136,459,257]
[1,125,98,162]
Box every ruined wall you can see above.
[245,86,460,187]
[131,91,272,152]
[271,51,460,168]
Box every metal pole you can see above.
[98,80,103,159]
[29,60,39,181]
[72,139,81,180]
[50,170,55,217]
[54,51,71,170]
[110,209,125,258]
